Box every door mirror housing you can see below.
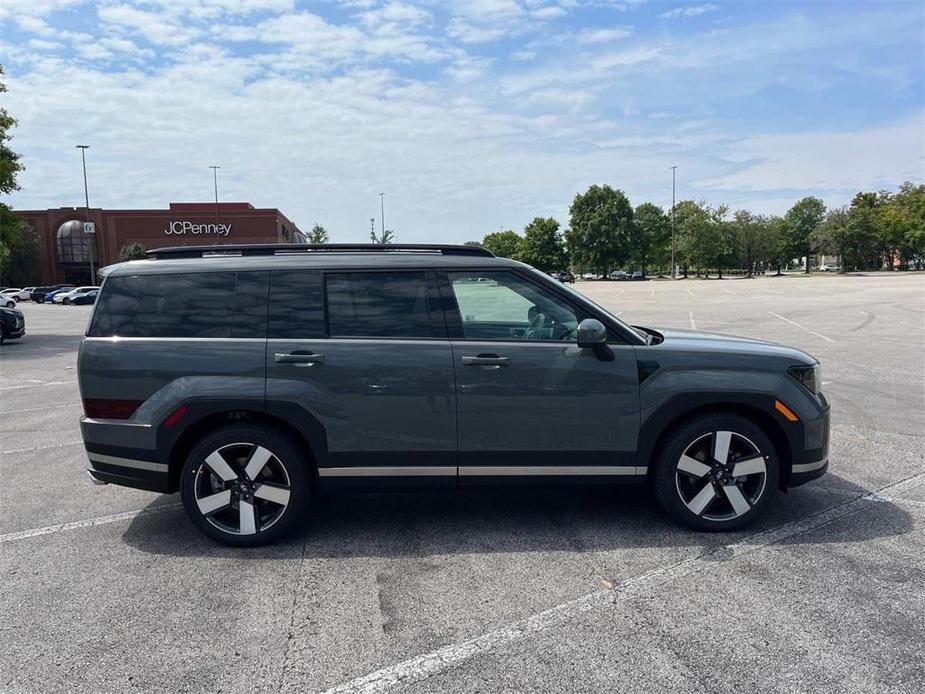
[577,318,607,347]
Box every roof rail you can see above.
[145,243,494,259]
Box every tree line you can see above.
[469,183,925,276]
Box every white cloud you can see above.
[660,4,719,20]
[98,4,202,46]
[699,115,925,193]
[577,26,633,44]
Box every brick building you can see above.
[16,201,305,285]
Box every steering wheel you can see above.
[524,311,547,340]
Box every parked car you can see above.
[0,306,25,344]
[71,290,98,306]
[0,289,18,308]
[631,271,646,281]
[79,243,829,546]
[609,271,628,281]
[44,287,75,303]
[14,287,36,301]
[31,285,72,303]
[54,286,100,305]
[551,271,575,284]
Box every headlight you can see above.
[789,364,820,394]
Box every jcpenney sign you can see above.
[164,221,232,236]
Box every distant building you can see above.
[17,201,305,285]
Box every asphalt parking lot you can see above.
[1,272,923,694]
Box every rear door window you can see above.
[88,271,268,338]
[268,270,325,339]
[325,272,436,338]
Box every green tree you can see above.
[783,196,826,272]
[370,228,395,244]
[516,217,568,272]
[481,229,521,259]
[1,64,26,275]
[306,223,329,244]
[118,242,147,262]
[731,212,778,277]
[633,203,670,275]
[565,184,635,274]
[0,222,39,285]
[812,207,850,272]
[673,200,713,277]
[879,182,925,268]
[843,192,884,270]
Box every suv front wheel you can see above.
[180,424,310,546]
[652,414,780,531]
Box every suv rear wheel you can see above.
[652,414,780,531]
[179,424,309,546]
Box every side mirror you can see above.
[577,318,607,347]
[577,318,614,361]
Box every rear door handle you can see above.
[274,352,325,366]
[461,354,509,367]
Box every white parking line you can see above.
[685,288,693,297]
[767,311,836,344]
[896,320,925,331]
[0,503,183,544]
[2,440,83,455]
[650,286,656,297]
[320,470,925,694]
[689,311,696,330]
[722,288,736,295]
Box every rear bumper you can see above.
[81,416,170,493]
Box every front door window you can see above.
[447,271,580,342]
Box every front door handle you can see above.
[461,354,510,367]
[274,352,325,366]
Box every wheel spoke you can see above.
[197,489,231,515]
[732,455,766,477]
[723,484,751,516]
[204,451,237,482]
[244,446,273,481]
[239,500,258,535]
[254,483,290,506]
[712,431,732,465]
[678,454,711,478]
[687,482,717,516]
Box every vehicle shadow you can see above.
[0,333,83,361]
[121,473,912,559]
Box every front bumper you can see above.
[789,457,828,486]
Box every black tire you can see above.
[63,298,71,305]
[652,413,780,531]
[179,424,310,547]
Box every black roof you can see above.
[146,243,493,260]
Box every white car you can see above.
[54,286,100,305]
[1,289,19,308]
[14,287,35,301]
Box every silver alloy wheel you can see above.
[674,430,768,521]
[193,442,292,536]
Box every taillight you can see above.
[82,398,143,419]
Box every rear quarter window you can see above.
[88,271,268,338]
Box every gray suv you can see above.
[78,244,829,546]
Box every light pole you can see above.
[670,164,677,278]
[76,145,94,282]
[379,192,385,238]
[209,165,221,229]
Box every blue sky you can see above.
[1,0,923,242]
